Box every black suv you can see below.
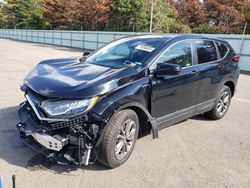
[17,35,240,168]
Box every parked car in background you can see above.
[17,35,240,168]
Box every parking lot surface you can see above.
[0,39,250,188]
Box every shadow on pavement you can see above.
[0,106,109,174]
[191,114,211,122]
[0,105,210,174]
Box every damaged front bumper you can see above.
[16,95,105,166]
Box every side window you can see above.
[216,42,228,58]
[195,40,217,64]
[155,41,192,68]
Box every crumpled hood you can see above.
[24,58,138,98]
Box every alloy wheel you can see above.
[115,119,137,160]
[216,91,230,116]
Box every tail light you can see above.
[232,55,240,63]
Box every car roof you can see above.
[124,34,227,43]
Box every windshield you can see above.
[86,37,166,69]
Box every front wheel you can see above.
[98,109,139,168]
[206,85,232,120]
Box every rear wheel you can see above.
[98,109,139,168]
[206,85,231,120]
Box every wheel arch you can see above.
[94,101,158,150]
[118,102,158,139]
[224,80,235,96]
[117,103,158,139]
[217,76,237,98]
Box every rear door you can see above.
[193,40,225,104]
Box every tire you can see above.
[98,109,139,168]
[206,85,232,120]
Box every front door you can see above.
[151,40,200,121]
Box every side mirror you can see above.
[154,64,181,76]
[80,51,91,62]
[83,51,91,57]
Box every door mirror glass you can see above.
[154,63,181,75]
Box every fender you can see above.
[94,101,158,145]
[94,101,158,149]
[92,77,159,149]
[118,102,158,139]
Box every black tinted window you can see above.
[196,40,217,64]
[216,42,228,58]
[156,41,192,68]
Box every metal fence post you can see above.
[60,31,62,46]
[70,31,72,47]
[82,31,85,49]
[52,30,54,45]
[96,32,99,49]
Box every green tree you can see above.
[109,0,190,33]
[0,5,6,28]
[237,0,250,34]
[1,0,44,29]
[244,5,250,34]
[109,0,146,31]
[150,0,187,33]
[1,0,20,28]
[192,23,219,34]
[17,0,44,29]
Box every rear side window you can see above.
[195,40,217,64]
[216,42,228,58]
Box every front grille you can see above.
[49,115,88,130]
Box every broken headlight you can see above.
[41,96,99,118]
